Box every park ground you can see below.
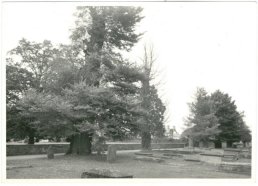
[6,149,251,179]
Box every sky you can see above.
[1,2,257,134]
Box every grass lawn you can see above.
[6,150,251,179]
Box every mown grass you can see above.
[7,150,250,179]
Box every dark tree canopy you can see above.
[70,6,144,54]
[210,90,250,145]
[6,40,74,143]
[8,39,60,92]
[6,6,166,154]
[147,86,166,138]
[6,64,36,104]
[182,88,251,147]
[182,88,220,142]
[6,6,149,148]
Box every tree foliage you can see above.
[6,63,36,104]
[182,88,220,142]
[6,6,150,148]
[6,40,72,143]
[182,88,251,146]
[138,44,166,149]
[9,39,59,91]
[210,90,251,144]
[147,86,166,138]
[70,6,144,55]
[67,7,146,145]
[6,6,166,153]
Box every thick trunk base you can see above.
[141,132,151,150]
[214,141,222,148]
[28,136,35,144]
[67,132,92,155]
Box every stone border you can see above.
[199,153,223,165]
[7,143,185,156]
[200,153,223,157]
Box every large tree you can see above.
[16,63,144,153]
[182,88,251,148]
[6,40,59,144]
[6,7,144,149]
[7,6,168,154]
[6,63,37,143]
[182,88,220,147]
[65,6,144,154]
[210,90,250,147]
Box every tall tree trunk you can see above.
[72,8,105,156]
[141,132,151,150]
[28,135,35,144]
[56,136,61,142]
[67,132,92,155]
[140,70,152,150]
[27,129,35,144]
[214,140,222,149]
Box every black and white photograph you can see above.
[1,0,256,182]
